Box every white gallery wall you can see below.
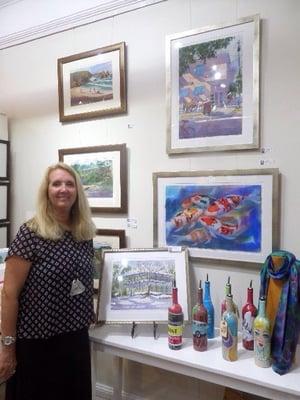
[0,0,299,398]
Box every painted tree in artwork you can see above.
[111,260,175,298]
[179,37,234,75]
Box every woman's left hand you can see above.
[0,346,17,381]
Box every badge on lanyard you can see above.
[70,279,85,296]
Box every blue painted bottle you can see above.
[203,274,215,339]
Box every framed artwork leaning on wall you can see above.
[57,42,127,122]
[97,247,190,324]
[166,14,260,154]
[153,168,280,265]
[59,144,128,213]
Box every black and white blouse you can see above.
[8,223,94,339]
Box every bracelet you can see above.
[1,336,16,346]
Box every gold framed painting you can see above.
[57,42,127,122]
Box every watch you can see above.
[1,336,16,346]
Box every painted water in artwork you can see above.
[110,259,175,310]
[178,35,243,138]
[71,158,113,198]
[70,61,113,106]
[165,184,261,252]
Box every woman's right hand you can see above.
[0,346,17,381]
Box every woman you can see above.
[0,162,96,400]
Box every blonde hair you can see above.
[27,162,96,241]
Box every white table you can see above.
[89,324,300,400]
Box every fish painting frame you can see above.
[153,169,280,265]
[166,15,260,154]
[59,144,127,213]
[57,42,126,122]
[97,247,190,324]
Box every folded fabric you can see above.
[260,250,300,375]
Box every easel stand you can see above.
[130,321,159,339]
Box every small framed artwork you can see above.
[93,229,126,316]
[0,223,9,248]
[0,140,9,180]
[97,247,190,324]
[59,144,127,213]
[57,42,126,122]
[0,182,9,222]
[166,14,260,154]
[95,229,126,249]
[153,169,280,265]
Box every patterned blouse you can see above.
[8,223,94,339]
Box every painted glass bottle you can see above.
[203,274,215,339]
[192,280,208,351]
[221,277,231,317]
[220,293,238,361]
[242,280,257,350]
[221,277,239,319]
[253,296,271,367]
[168,279,184,350]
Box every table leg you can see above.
[112,355,123,400]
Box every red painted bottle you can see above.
[242,280,258,350]
[192,280,208,351]
[168,279,184,350]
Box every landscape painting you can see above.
[166,15,260,153]
[110,258,175,311]
[98,248,190,323]
[70,61,113,106]
[153,169,280,264]
[59,144,128,213]
[58,42,126,122]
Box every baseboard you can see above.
[96,382,143,400]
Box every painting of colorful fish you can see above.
[165,184,261,252]
[154,170,280,264]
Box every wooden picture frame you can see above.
[57,42,127,122]
[153,169,280,265]
[97,247,190,324]
[59,144,128,213]
[166,15,260,154]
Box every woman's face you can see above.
[48,168,77,214]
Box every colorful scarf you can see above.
[260,250,300,375]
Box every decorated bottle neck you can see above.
[204,280,211,300]
[247,287,254,304]
[258,297,266,318]
[172,287,178,304]
[225,294,234,312]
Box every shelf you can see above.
[89,324,300,400]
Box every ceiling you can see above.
[0,0,165,49]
